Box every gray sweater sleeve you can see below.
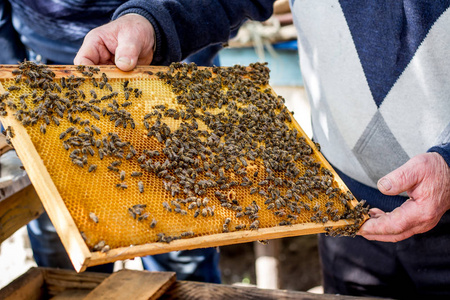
[112,0,275,65]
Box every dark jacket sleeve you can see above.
[428,143,450,168]
[112,0,275,65]
[0,0,26,64]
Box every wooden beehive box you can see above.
[0,267,382,300]
[0,62,368,272]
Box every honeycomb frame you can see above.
[0,64,368,272]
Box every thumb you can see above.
[114,32,141,71]
[377,159,420,196]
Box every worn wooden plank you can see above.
[84,269,175,300]
[42,267,109,297]
[0,267,45,300]
[49,289,91,300]
[160,281,381,300]
[87,219,353,266]
[0,184,43,244]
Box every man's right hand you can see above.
[74,14,155,71]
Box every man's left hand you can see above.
[359,152,450,242]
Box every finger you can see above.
[74,31,115,66]
[75,57,95,66]
[368,207,384,218]
[358,199,436,241]
[114,26,148,71]
[114,15,154,71]
[377,157,424,196]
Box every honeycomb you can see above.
[0,62,367,252]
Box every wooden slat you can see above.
[0,65,168,80]
[0,184,43,244]
[84,269,175,300]
[49,289,91,300]
[42,267,109,297]
[88,219,352,266]
[0,267,45,300]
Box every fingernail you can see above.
[117,57,131,66]
[378,178,392,191]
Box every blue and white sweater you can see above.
[1,0,449,212]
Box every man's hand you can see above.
[359,152,450,242]
[74,14,155,71]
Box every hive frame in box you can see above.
[0,65,365,272]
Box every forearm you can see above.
[0,0,26,63]
[112,0,275,65]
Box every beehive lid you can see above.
[0,62,368,271]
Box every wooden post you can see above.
[254,239,280,289]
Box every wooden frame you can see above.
[0,65,366,272]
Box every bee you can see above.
[194,208,200,218]
[181,231,194,237]
[89,212,99,223]
[138,212,149,221]
[88,164,97,172]
[120,170,126,181]
[116,183,127,189]
[162,201,172,212]
[235,224,246,230]
[7,85,21,91]
[111,160,122,167]
[93,240,105,251]
[150,219,157,228]
[52,116,60,126]
[131,171,142,177]
[122,101,132,107]
[313,203,320,212]
[101,245,110,253]
[250,220,260,230]
[138,181,144,193]
[40,123,46,134]
[73,159,84,168]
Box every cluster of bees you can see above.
[0,60,368,252]
[147,62,368,237]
